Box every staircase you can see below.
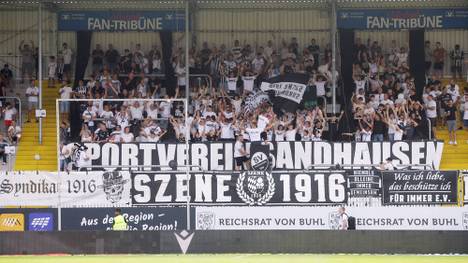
[438,79,468,170]
[439,129,468,170]
[14,82,59,171]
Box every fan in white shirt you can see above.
[380,94,394,107]
[100,106,115,129]
[116,107,130,130]
[137,79,148,98]
[230,96,242,114]
[446,81,460,103]
[219,121,235,140]
[82,105,97,129]
[175,62,186,87]
[360,125,373,142]
[462,95,468,143]
[251,54,265,74]
[159,100,172,119]
[25,81,39,122]
[242,72,257,94]
[244,123,263,142]
[354,76,366,93]
[59,84,73,99]
[203,107,217,119]
[129,102,144,120]
[226,72,238,93]
[314,74,328,97]
[425,95,437,119]
[145,103,159,120]
[274,125,286,141]
[120,127,134,143]
[396,47,408,66]
[257,114,270,131]
[285,124,297,141]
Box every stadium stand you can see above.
[1,0,468,260]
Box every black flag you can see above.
[260,73,309,113]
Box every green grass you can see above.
[0,254,467,263]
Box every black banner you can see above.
[260,73,309,113]
[81,141,444,171]
[381,170,458,205]
[131,170,347,206]
[61,207,192,231]
[347,169,381,198]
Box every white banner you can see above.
[195,206,468,230]
[60,171,131,207]
[84,141,445,171]
[0,171,131,207]
[260,81,306,104]
[0,172,59,206]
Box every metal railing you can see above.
[113,73,212,95]
[427,117,432,140]
[118,73,165,78]
[307,163,434,170]
[189,74,213,91]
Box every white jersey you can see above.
[245,127,262,141]
[226,77,238,91]
[234,140,245,158]
[285,129,297,141]
[242,76,256,92]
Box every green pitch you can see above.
[0,254,467,263]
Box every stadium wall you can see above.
[195,8,330,49]
[0,9,56,71]
[1,8,467,78]
[1,230,467,255]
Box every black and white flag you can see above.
[260,73,309,113]
[244,91,271,113]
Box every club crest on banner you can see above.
[328,211,341,230]
[236,171,275,205]
[196,212,215,230]
[251,152,270,171]
[463,212,468,230]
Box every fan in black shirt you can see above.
[94,123,110,142]
[372,113,386,141]
[445,100,458,144]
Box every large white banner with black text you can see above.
[79,141,444,171]
[0,171,131,207]
[195,206,468,230]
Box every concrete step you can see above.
[14,163,58,171]
[21,125,57,129]
[16,155,58,162]
[16,150,57,158]
[440,159,468,164]
[440,164,468,170]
